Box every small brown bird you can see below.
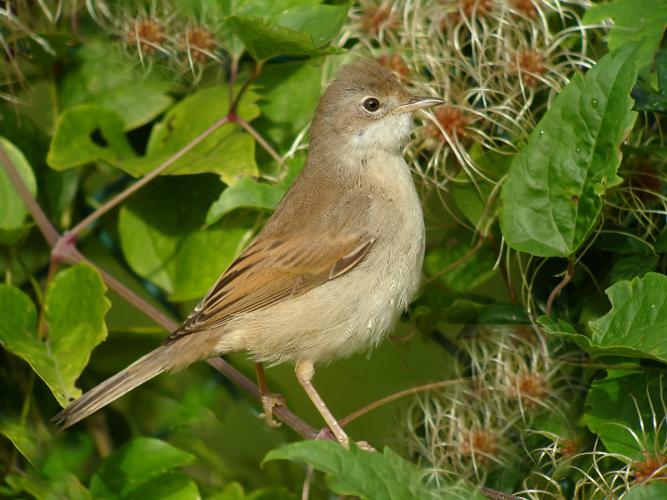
[54,59,443,447]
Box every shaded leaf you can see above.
[208,482,295,500]
[0,137,37,244]
[59,41,173,130]
[632,48,667,112]
[47,105,136,170]
[424,232,497,293]
[264,441,482,500]
[90,437,195,498]
[119,176,252,301]
[500,45,639,257]
[0,264,110,406]
[0,416,39,464]
[224,16,343,61]
[125,471,199,500]
[584,0,667,68]
[205,156,304,225]
[254,60,322,149]
[123,86,260,184]
[585,371,666,458]
[609,254,658,283]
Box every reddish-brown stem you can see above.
[236,117,282,164]
[0,145,59,246]
[339,379,464,427]
[67,116,231,240]
[0,141,316,439]
[545,261,573,316]
[229,61,263,115]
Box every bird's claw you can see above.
[260,393,286,428]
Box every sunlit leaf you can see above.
[584,0,667,68]
[500,45,639,257]
[624,483,667,500]
[264,441,483,500]
[0,264,109,406]
[123,86,260,184]
[59,41,173,130]
[0,137,37,244]
[47,105,136,170]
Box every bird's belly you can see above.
[218,200,425,365]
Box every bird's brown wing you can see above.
[165,229,375,341]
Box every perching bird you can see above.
[54,59,443,448]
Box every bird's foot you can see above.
[260,393,286,428]
[316,428,375,452]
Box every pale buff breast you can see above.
[215,152,425,365]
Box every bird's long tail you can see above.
[53,344,178,430]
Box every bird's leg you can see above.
[295,360,350,448]
[255,362,285,428]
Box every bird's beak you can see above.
[394,95,444,114]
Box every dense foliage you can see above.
[1,1,667,498]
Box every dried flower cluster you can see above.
[343,0,594,209]
[405,325,577,485]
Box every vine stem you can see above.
[545,261,573,316]
[0,141,315,439]
[66,115,230,240]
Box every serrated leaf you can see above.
[540,273,667,362]
[119,175,252,301]
[585,371,666,458]
[47,105,136,170]
[0,264,110,406]
[225,16,343,61]
[205,156,304,225]
[424,232,497,293]
[264,441,482,500]
[0,137,37,244]
[59,41,173,130]
[500,45,639,257]
[90,438,195,498]
[122,86,259,184]
[584,0,667,68]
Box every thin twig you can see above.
[67,116,231,239]
[229,61,263,115]
[0,144,59,246]
[545,261,573,316]
[1,140,316,439]
[236,117,283,164]
[479,487,521,500]
[339,379,464,427]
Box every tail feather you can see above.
[53,345,175,430]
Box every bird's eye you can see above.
[362,97,380,112]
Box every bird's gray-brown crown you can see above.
[309,59,443,153]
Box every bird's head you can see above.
[310,59,443,154]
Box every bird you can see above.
[53,59,443,448]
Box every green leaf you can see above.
[264,441,482,500]
[205,156,304,225]
[47,105,136,170]
[90,438,195,498]
[224,16,343,61]
[500,45,639,257]
[254,60,322,149]
[540,273,667,362]
[583,0,667,68]
[0,137,37,244]
[632,48,667,112]
[624,483,667,500]
[424,232,497,293]
[273,4,349,47]
[0,264,110,406]
[0,416,39,464]
[609,253,658,283]
[59,41,173,130]
[208,482,295,500]
[119,176,252,301]
[122,86,260,184]
[585,371,666,458]
[125,471,199,500]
